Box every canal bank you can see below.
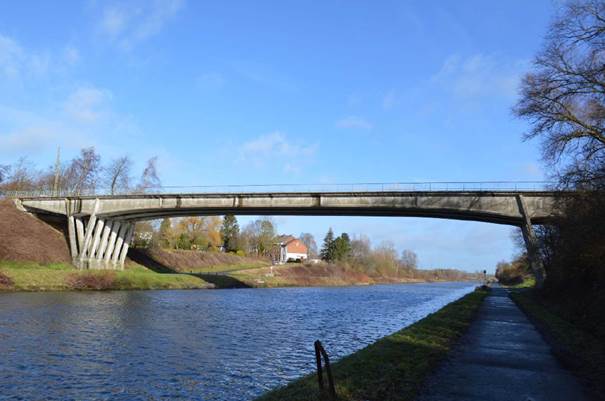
[0,261,213,291]
[255,287,489,401]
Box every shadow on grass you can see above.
[128,248,177,273]
[195,273,251,289]
[128,248,251,289]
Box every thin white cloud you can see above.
[0,34,52,80]
[63,86,113,123]
[432,53,528,99]
[98,0,185,50]
[0,34,24,79]
[239,131,317,172]
[0,33,77,83]
[336,116,373,130]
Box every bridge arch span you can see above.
[16,190,561,287]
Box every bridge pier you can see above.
[516,195,546,289]
[65,204,132,270]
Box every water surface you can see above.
[0,282,476,400]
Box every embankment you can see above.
[0,200,213,291]
[0,261,212,291]
[134,247,269,273]
[229,263,480,288]
[255,287,489,401]
[0,199,70,264]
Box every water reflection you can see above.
[0,282,475,400]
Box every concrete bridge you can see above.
[14,189,562,286]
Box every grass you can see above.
[506,276,536,288]
[510,290,605,400]
[182,261,269,274]
[0,261,212,291]
[255,288,489,401]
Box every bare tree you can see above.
[299,232,318,258]
[104,156,132,195]
[0,164,10,186]
[65,147,101,195]
[1,158,37,192]
[400,249,418,269]
[514,0,605,179]
[138,156,161,192]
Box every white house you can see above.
[276,235,308,264]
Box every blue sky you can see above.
[0,0,556,271]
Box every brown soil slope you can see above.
[0,200,71,264]
[141,248,269,272]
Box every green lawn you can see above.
[510,290,605,400]
[0,261,211,291]
[255,288,488,401]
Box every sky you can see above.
[0,0,558,272]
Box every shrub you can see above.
[68,271,116,290]
[0,271,14,288]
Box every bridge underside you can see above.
[102,207,541,226]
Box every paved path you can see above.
[417,287,590,401]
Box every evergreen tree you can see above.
[320,228,335,261]
[220,214,240,252]
[333,232,351,261]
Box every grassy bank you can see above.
[510,290,605,400]
[0,261,212,291]
[228,263,479,289]
[255,288,489,401]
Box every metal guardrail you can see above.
[1,181,556,198]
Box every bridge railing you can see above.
[1,181,556,198]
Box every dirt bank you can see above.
[0,200,70,264]
[137,247,269,273]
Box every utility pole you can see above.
[53,147,61,196]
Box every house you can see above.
[276,235,308,263]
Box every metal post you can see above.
[314,340,336,400]
[314,340,324,393]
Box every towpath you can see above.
[417,287,590,401]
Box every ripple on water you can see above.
[0,282,476,401]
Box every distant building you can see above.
[275,235,308,264]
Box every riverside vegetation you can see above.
[491,2,605,398]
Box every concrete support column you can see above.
[516,195,546,289]
[104,221,122,268]
[67,215,78,261]
[118,223,135,269]
[97,220,114,261]
[75,217,85,254]
[79,199,99,269]
[79,199,100,265]
[111,223,129,268]
[88,219,105,269]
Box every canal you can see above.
[0,282,476,400]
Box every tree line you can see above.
[318,227,426,277]
[0,147,160,195]
[510,0,605,338]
